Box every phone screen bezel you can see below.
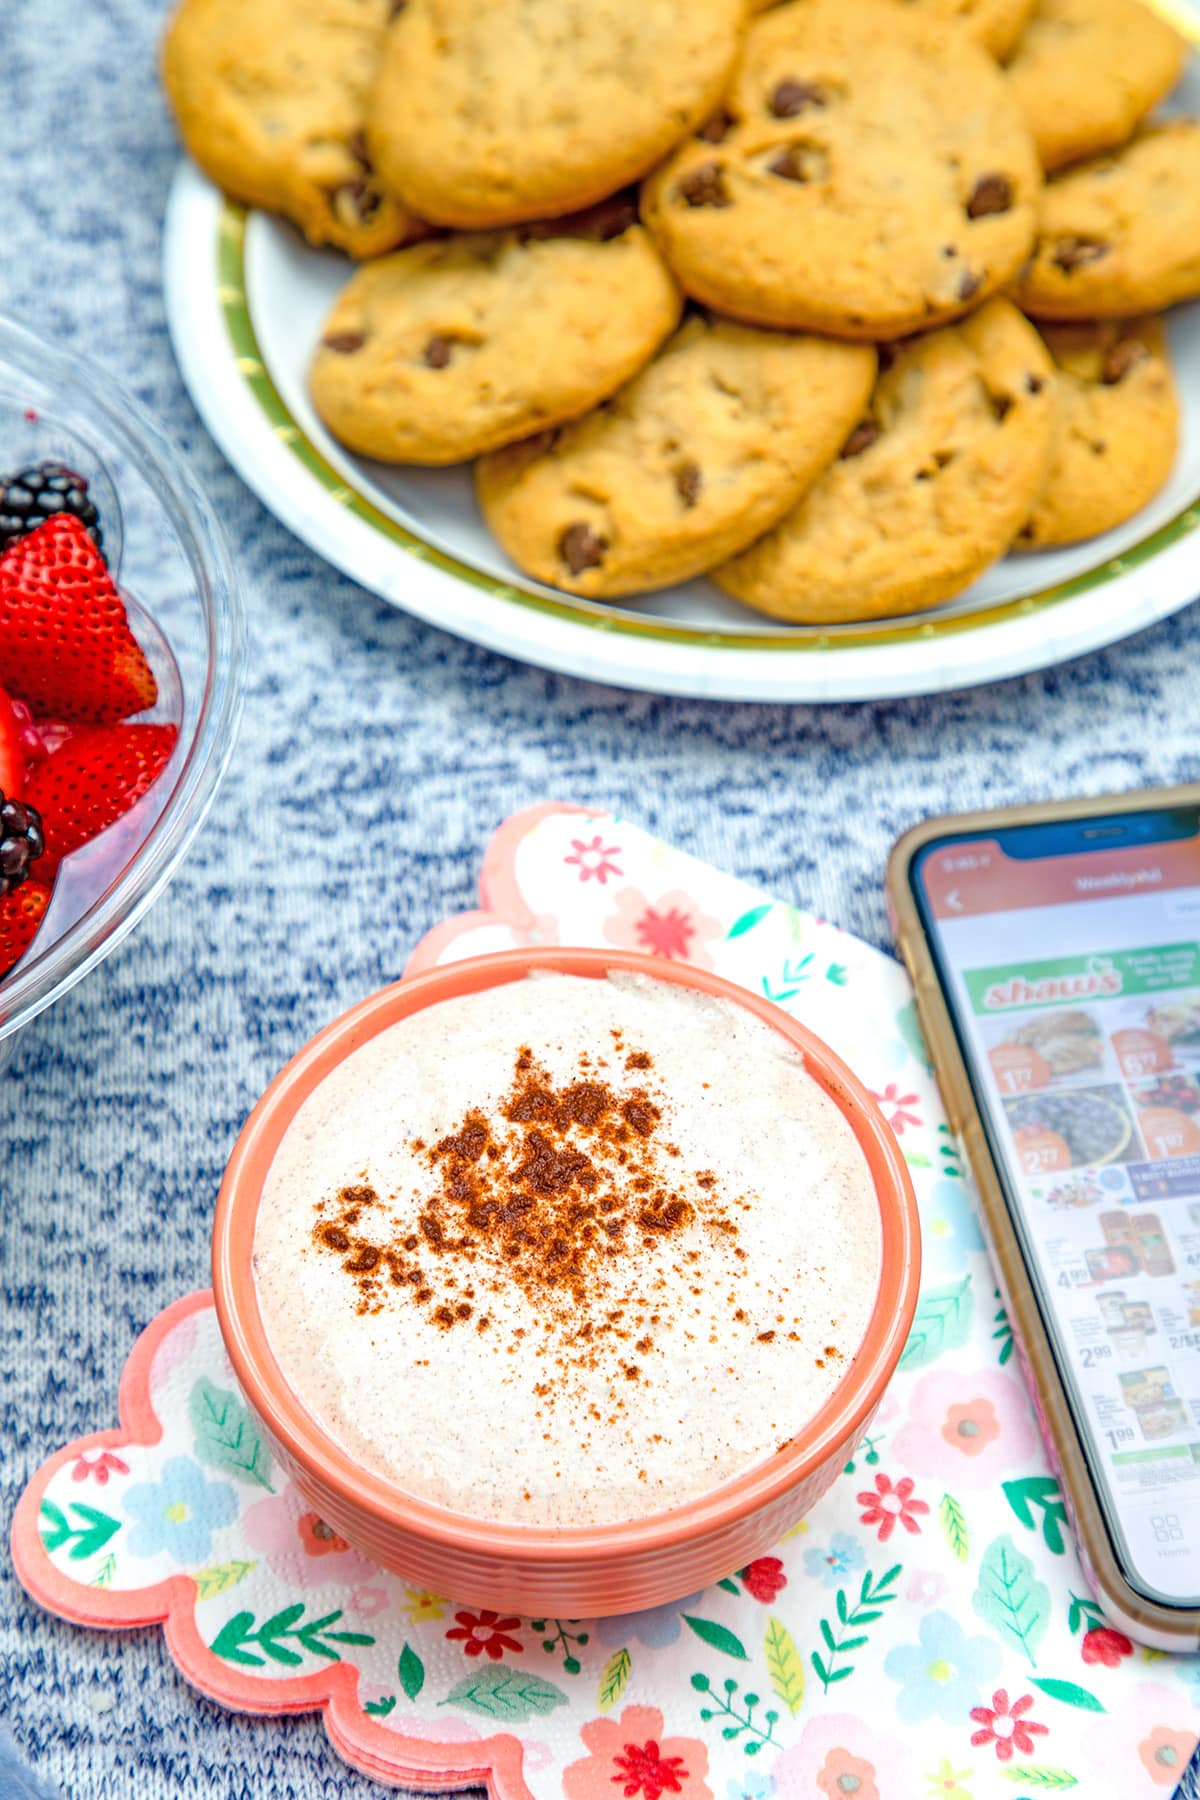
[909,802,1200,1616]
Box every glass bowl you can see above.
[0,316,243,1066]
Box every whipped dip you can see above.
[253,972,882,1527]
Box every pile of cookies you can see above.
[162,0,1199,624]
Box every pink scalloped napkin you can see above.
[13,804,1200,1800]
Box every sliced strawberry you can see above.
[0,879,52,978]
[0,514,157,724]
[25,724,178,877]
[0,683,25,798]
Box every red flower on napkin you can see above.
[856,1471,929,1542]
[969,1689,1048,1763]
[739,1556,787,1602]
[1081,1626,1133,1667]
[444,1608,524,1661]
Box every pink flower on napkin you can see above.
[243,1481,375,1589]
[774,1712,914,1800]
[1139,1724,1198,1786]
[603,888,722,968]
[969,1688,1048,1763]
[565,836,623,885]
[868,1085,922,1136]
[893,1369,1037,1488]
[564,1707,711,1800]
[70,1451,129,1486]
[856,1471,929,1542]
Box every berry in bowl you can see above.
[0,318,242,1065]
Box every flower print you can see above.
[774,1714,914,1800]
[349,1585,390,1620]
[905,1568,950,1608]
[123,1456,237,1565]
[1139,1724,1198,1786]
[884,1610,1002,1724]
[565,835,622,885]
[922,1180,985,1275]
[445,1608,524,1661]
[71,1451,129,1486]
[868,1085,922,1136]
[400,1587,448,1623]
[969,1688,1048,1764]
[594,1593,706,1648]
[803,1532,865,1590]
[244,1481,376,1588]
[564,1707,711,1800]
[296,1511,350,1557]
[1081,1626,1133,1667]
[740,1557,787,1602]
[923,1757,973,1799]
[857,1471,928,1542]
[893,1369,1037,1489]
[603,887,723,970]
[725,1775,775,1800]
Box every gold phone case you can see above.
[887,784,1200,1649]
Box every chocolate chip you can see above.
[877,343,897,372]
[840,417,881,459]
[988,391,1013,421]
[966,173,1013,219]
[678,161,731,207]
[1052,236,1109,272]
[559,523,607,574]
[423,334,453,369]
[958,268,983,301]
[769,78,827,118]
[332,178,381,227]
[1101,337,1149,384]
[1026,372,1045,394]
[322,331,366,354]
[347,129,371,170]
[388,0,407,16]
[696,110,733,144]
[767,143,825,183]
[675,461,702,507]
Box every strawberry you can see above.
[0,879,52,978]
[25,724,178,878]
[0,514,157,724]
[0,683,25,799]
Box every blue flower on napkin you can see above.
[123,1456,238,1564]
[922,1178,986,1275]
[593,1591,708,1648]
[802,1530,865,1589]
[725,1774,775,1800]
[884,1609,1001,1723]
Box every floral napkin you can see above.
[13,804,1200,1800]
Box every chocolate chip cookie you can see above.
[367,0,746,230]
[1006,0,1185,174]
[641,0,1041,339]
[1015,123,1200,316]
[309,203,681,465]
[715,299,1055,622]
[1017,317,1179,547]
[751,0,1035,52]
[161,0,424,258]
[475,313,876,598]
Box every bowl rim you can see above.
[0,313,244,1041]
[213,946,921,1560]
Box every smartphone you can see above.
[888,785,1200,1648]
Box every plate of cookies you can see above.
[161,0,1200,701]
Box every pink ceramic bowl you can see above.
[212,947,920,1616]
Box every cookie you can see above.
[1015,125,1200,317]
[714,299,1055,623]
[749,0,1035,50]
[367,0,746,230]
[161,0,424,257]
[475,314,876,598]
[1016,317,1179,547]
[641,0,1041,339]
[309,202,681,465]
[1006,0,1185,174]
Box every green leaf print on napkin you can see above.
[398,1642,425,1700]
[1029,1677,1105,1713]
[683,1616,750,1661]
[997,1767,1078,1789]
[597,1647,632,1712]
[189,1377,274,1490]
[899,1278,974,1372]
[209,1603,374,1667]
[1004,1476,1069,1555]
[442,1666,568,1721]
[727,903,773,940]
[939,1493,970,1563]
[764,1618,804,1716]
[896,998,933,1071]
[193,1559,256,1600]
[973,1535,1050,1666]
[39,1498,121,1562]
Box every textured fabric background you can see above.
[3,2,1200,1795]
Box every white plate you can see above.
[163,73,1200,703]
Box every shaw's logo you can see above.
[982,956,1121,1009]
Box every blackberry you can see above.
[0,795,46,895]
[0,461,104,558]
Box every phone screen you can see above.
[910,804,1200,1609]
